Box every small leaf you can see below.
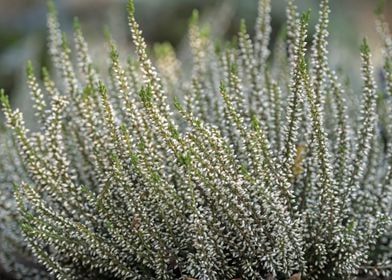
[127,0,135,15]
[189,9,199,25]
[375,0,385,16]
[0,89,10,109]
[360,38,370,54]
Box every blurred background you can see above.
[0,0,391,114]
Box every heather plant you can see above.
[0,0,392,279]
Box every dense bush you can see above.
[1,0,392,279]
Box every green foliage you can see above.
[1,0,392,279]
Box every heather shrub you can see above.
[0,0,392,279]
